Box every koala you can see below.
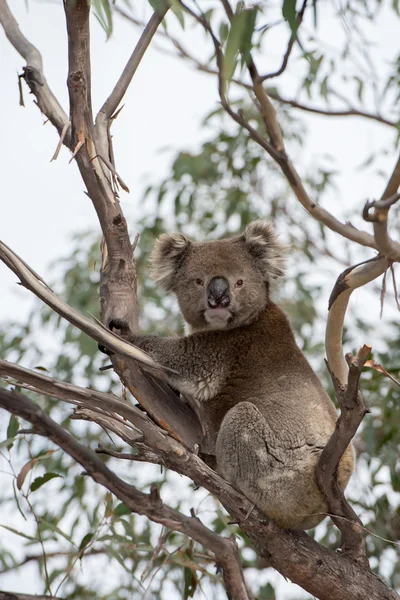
[112,221,354,530]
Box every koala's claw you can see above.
[98,343,113,356]
[109,318,131,334]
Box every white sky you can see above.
[0,1,399,598]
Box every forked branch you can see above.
[0,388,252,600]
[325,256,389,385]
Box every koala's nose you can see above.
[207,277,230,308]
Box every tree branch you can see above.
[267,90,398,128]
[0,0,70,143]
[179,1,381,251]
[259,0,308,81]
[1,387,398,599]
[0,242,160,372]
[116,10,399,130]
[0,241,202,448]
[97,6,169,123]
[0,388,252,600]
[368,154,400,260]
[317,345,371,564]
[325,256,389,386]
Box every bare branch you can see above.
[0,0,70,143]
[0,388,252,600]
[325,256,389,386]
[260,0,308,81]
[363,191,400,222]
[115,7,398,136]
[179,1,381,251]
[371,154,400,260]
[0,242,161,372]
[267,90,398,128]
[317,346,371,564]
[97,6,169,123]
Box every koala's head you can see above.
[150,221,287,331]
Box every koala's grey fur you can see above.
[114,221,354,530]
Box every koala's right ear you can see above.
[150,232,192,291]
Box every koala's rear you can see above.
[116,221,354,530]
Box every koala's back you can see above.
[198,302,354,530]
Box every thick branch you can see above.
[317,346,371,564]
[0,389,251,600]
[2,387,398,599]
[0,358,197,455]
[0,242,160,371]
[325,256,389,386]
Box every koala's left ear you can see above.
[150,232,192,291]
[242,221,288,279]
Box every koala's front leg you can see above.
[109,319,230,398]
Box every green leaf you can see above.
[282,0,298,35]
[169,0,185,29]
[5,414,19,450]
[148,0,169,14]
[92,0,113,40]
[223,11,247,81]
[30,472,62,492]
[183,565,197,598]
[0,436,19,449]
[240,7,258,67]
[79,532,94,551]
[0,524,37,541]
[114,503,131,516]
[7,414,19,439]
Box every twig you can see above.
[260,0,308,81]
[50,121,70,162]
[97,6,169,124]
[0,0,69,142]
[317,346,371,564]
[93,153,130,193]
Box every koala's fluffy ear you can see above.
[150,232,192,291]
[242,221,288,279]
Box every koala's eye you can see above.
[195,278,204,286]
[235,279,244,288]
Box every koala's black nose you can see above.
[207,277,230,308]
